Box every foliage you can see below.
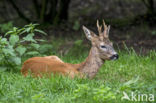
[72,84,116,102]
[0,23,46,71]
[0,21,13,33]
[0,47,155,103]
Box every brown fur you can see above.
[21,20,118,79]
[21,57,80,78]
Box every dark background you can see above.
[0,0,156,54]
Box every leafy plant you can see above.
[93,85,116,102]
[72,84,116,102]
[0,23,46,71]
[0,21,13,33]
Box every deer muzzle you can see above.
[110,54,119,60]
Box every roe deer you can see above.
[21,20,119,79]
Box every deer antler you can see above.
[97,20,102,35]
[103,19,107,31]
[103,19,109,37]
[96,19,109,37]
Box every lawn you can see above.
[0,46,155,103]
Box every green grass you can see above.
[0,45,155,103]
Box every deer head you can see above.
[82,20,118,60]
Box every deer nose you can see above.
[110,54,119,60]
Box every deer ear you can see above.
[82,26,96,41]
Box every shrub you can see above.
[0,23,46,71]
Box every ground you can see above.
[0,42,155,103]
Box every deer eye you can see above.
[100,45,106,49]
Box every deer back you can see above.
[21,56,80,78]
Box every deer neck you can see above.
[78,46,104,78]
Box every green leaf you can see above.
[25,23,39,28]
[35,29,47,35]
[30,43,40,50]
[25,28,31,33]
[5,31,14,36]
[39,44,53,53]
[5,27,19,36]
[10,57,21,65]
[0,21,13,33]
[0,38,8,45]
[26,51,40,56]
[15,46,27,56]
[23,33,36,43]
[9,35,19,46]
[19,29,27,35]
[13,27,18,32]
[0,56,4,61]
[2,46,15,56]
